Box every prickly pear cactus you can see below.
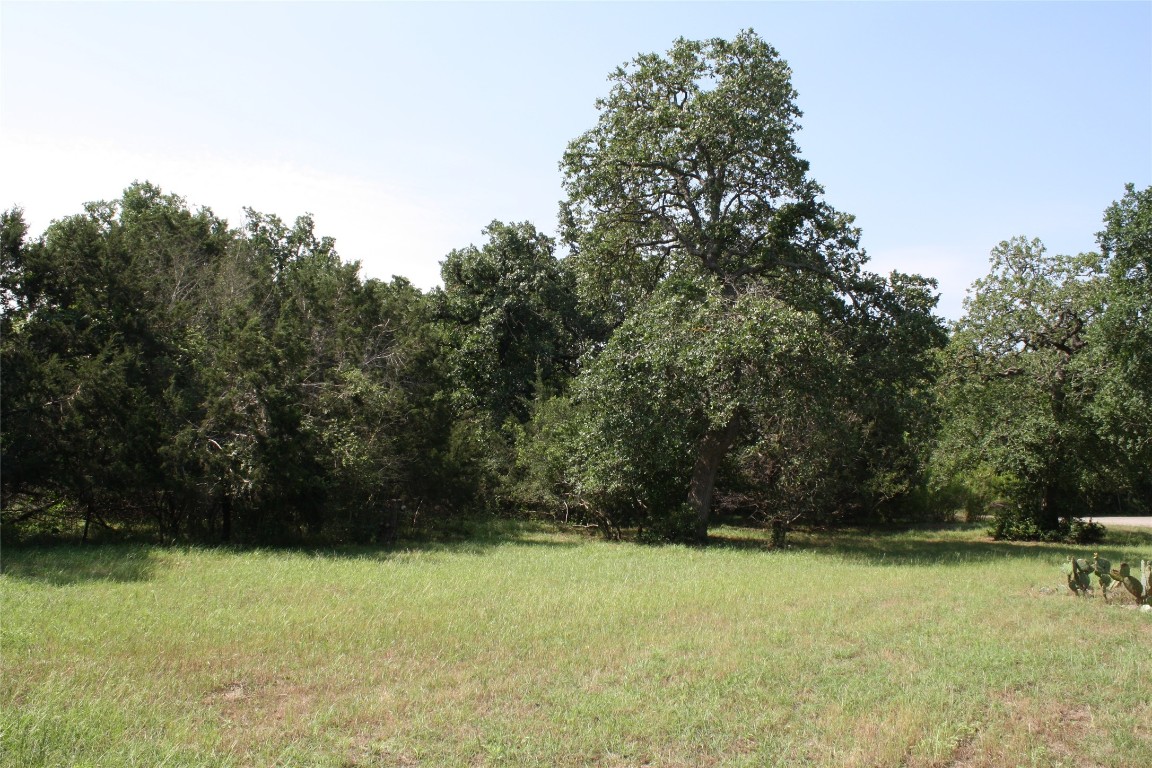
[1063,554,1150,605]
[1063,558,1092,595]
[1114,562,1146,603]
[1091,553,1115,598]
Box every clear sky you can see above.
[2,1,1149,320]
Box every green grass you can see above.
[2,521,1150,767]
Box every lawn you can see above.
[2,522,1150,767]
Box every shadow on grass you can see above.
[300,535,585,563]
[5,518,1146,581]
[268,516,584,560]
[709,522,1152,568]
[1,517,582,584]
[1,544,161,585]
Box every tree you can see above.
[0,183,233,539]
[560,275,847,539]
[2,183,474,544]
[559,31,937,540]
[435,221,587,426]
[194,209,455,542]
[1090,184,1152,512]
[1,207,29,311]
[937,237,1107,538]
[800,270,947,524]
[560,31,864,310]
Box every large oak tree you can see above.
[560,31,942,540]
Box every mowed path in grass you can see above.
[2,523,1150,767]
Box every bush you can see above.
[637,503,698,544]
[1066,518,1107,544]
[988,503,1106,543]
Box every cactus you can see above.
[1093,553,1116,601]
[1063,555,1150,605]
[1113,562,1145,604]
[1064,558,1092,595]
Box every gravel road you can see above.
[1091,517,1152,529]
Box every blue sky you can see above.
[2,1,1149,320]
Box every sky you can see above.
[2,2,1149,321]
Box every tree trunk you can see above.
[1039,480,1061,533]
[82,504,93,544]
[687,412,742,543]
[81,489,94,543]
[220,494,232,543]
[1038,358,1069,533]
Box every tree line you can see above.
[2,31,1148,545]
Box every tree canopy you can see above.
[934,186,1152,540]
[561,31,863,314]
[1,32,1145,547]
[555,30,945,540]
[435,221,587,426]
[1,184,467,543]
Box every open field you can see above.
[2,522,1150,767]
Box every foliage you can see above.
[935,186,1152,540]
[1090,183,1152,513]
[558,30,944,539]
[435,221,590,426]
[1,185,233,539]
[560,31,860,316]
[3,40,1140,549]
[820,270,949,523]
[935,237,1110,539]
[1,183,477,544]
[553,276,846,538]
[992,505,1105,544]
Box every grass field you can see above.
[2,521,1150,767]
